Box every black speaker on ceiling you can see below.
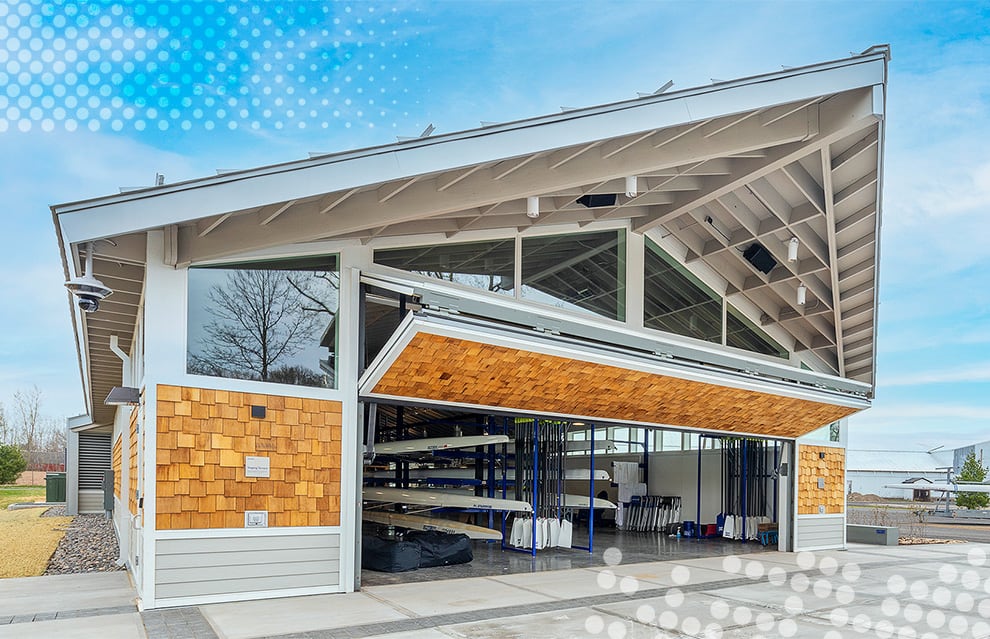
[743,243,777,274]
[576,194,617,208]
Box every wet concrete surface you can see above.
[361,524,778,586]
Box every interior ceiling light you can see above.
[625,176,639,198]
[797,283,808,306]
[576,194,617,208]
[527,196,540,219]
[787,237,800,263]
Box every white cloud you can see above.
[881,363,990,387]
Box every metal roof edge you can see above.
[51,47,890,217]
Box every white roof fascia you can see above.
[53,214,94,419]
[67,414,94,431]
[53,53,888,246]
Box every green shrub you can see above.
[0,444,27,485]
[956,452,989,510]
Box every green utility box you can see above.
[45,472,66,503]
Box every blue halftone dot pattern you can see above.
[0,0,419,133]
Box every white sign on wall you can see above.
[245,455,271,478]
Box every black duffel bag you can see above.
[361,534,422,573]
[406,530,473,568]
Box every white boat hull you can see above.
[373,435,510,455]
[365,468,610,481]
[362,510,502,540]
[363,487,533,512]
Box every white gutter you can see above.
[109,334,131,386]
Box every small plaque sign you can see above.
[245,455,270,478]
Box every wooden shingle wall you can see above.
[112,435,122,499]
[155,385,342,530]
[797,445,845,515]
[372,334,859,438]
[129,407,139,516]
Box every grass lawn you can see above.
[0,507,73,578]
[0,485,72,578]
[0,484,46,510]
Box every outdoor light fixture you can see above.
[787,237,800,263]
[625,176,639,198]
[64,241,113,313]
[104,386,140,406]
[797,283,807,306]
[526,196,540,219]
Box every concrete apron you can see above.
[0,572,142,639]
[5,543,990,639]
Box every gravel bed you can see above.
[44,508,125,574]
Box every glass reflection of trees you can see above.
[187,256,339,388]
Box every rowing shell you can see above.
[365,468,611,481]
[562,494,618,510]
[373,435,510,455]
[362,511,502,540]
[363,487,533,512]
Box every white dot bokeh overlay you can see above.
[580,545,990,638]
[0,0,420,133]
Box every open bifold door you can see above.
[358,279,871,438]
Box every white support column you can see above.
[337,248,363,592]
[65,425,79,515]
[624,226,645,329]
[140,229,188,608]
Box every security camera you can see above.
[64,242,113,314]
[65,273,113,314]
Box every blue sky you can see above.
[1,0,988,451]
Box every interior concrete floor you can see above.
[361,523,778,586]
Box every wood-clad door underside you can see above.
[368,332,859,438]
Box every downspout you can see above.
[109,335,131,568]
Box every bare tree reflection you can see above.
[188,268,337,385]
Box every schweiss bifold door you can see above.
[358,271,870,439]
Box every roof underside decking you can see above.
[55,48,888,425]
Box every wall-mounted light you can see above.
[104,386,140,406]
[527,196,540,219]
[787,237,800,263]
[625,176,639,198]
[797,283,807,306]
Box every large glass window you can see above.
[521,230,626,320]
[644,239,722,343]
[374,239,515,296]
[726,305,787,358]
[187,255,339,388]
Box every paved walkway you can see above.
[3,543,990,638]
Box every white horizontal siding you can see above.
[78,489,105,514]
[155,532,341,601]
[795,515,845,551]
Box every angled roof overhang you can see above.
[53,46,889,418]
